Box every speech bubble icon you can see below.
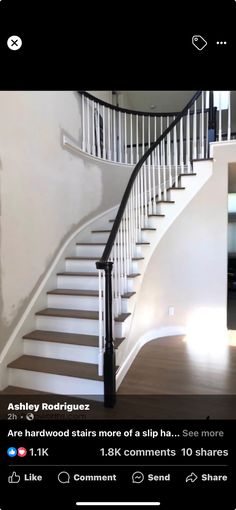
[58,471,70,484]
[132,471,144,483]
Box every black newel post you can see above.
[208,91,217,156]
[96,260,116,407]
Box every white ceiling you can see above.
[120,90,196,113]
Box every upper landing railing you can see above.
[78,90,233,167]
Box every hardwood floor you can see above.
[1,335,236,419]
[118,335,236,395]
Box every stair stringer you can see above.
[115,159,213,388]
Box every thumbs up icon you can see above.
[8,471,20,484]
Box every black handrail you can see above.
[78,90,184,118]
[97,90,202,265]
[96,90,206,408]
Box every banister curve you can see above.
[78,90,182,118]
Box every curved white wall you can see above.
[0,91,132,351]
[117,142,236,385]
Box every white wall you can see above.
[118,143,236,370]
[0,91,131,352]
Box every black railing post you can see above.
[208,91,217,156]
[96,260,116,407]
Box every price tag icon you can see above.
[192,35,207,51]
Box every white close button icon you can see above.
[7,35,23,51]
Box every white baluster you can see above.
[167,116,172,188]
[136,114,139,163]
[113,109,117,161]
[108,108,111,160]
[174,121,178,186]
[86,98,90,154]
[144,162,148,222]
[130,114,133,164]
[118,111,122,162]
[152,152,156,214]
[117,230,122,314]
[124,207,129,280]
[201,93,204,158]
[82,94,85,151]
[148,116,151,148]
[142,115,145,155]
[102,105,106,159]
[92,101,95,156]
[193,101,197,159]
[219,92,222,142]
[140,165,144,228]
[124,113,127,164]
[97,103,101,158]
[186,109,190,172]
[228,91,231,141]
[113,241,118,317]
[148,155,152,215]
[137,170,141,234]
[120,219,124,294]
[98,269,103,376]
[157,145,161,202]
[180,117,184,172]
[154,116,157,162]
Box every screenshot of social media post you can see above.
[0,88,236,509]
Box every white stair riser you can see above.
[36,315,128,337]
[76,245,105,257]
[57,275,99,290]
[9,368,104,395]
[48,294,99,311]
[57,274,138,292]
[168,189,185,202]
[66,259,99,272]
[66,258,140,274]
[156,203,174,214]
[147,217,164,229]
[24,339,99,364]
[47,294,131,313]
[90,232,110,243]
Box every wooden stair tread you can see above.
[0,386,49,395]
[167,187,185,191]
[57,271,99,277]
[178,173,197,176]
[91,230,111,233]
[47,289,135,299]
[156,200,175,204]
[65,256,144,262]
[23,330,125,347]
[8,355,104,381]
[57,271,140,278]
[148,214,165,217]
[36,308,131,322]
[92,227,156,232]
[76,242,106,246]
[66,257,99,261]
[48,289,99,296]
